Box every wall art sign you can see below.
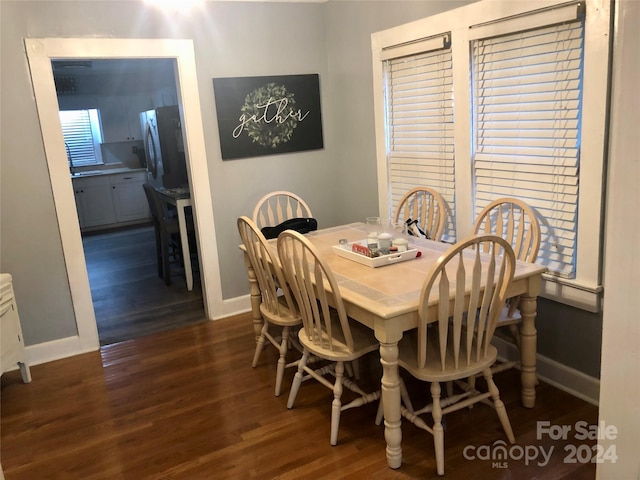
[213,74,324,160]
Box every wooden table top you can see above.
[293,223,547,325]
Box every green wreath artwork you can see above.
[213,74,323,160]
[237,83,300,149]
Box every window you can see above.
[382,35,457,242]
[471,13,585,278]
[58,109,103,168]
[372,0,610,311]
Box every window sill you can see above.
[540,275,603,313]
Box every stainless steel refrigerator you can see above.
[140,105,188,188]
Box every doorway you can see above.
[54,57,205,345]
[25,38,224,353]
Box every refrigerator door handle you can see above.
[145,121,158,179]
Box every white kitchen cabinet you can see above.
[98,94,152,142]
[110,171,150,222]
[0,273,31,383]
[73,175,117,228]
[72,170,150,231]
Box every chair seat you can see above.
[398,330,498,383]
[298,311,379,363]
[496,303,522,327]
[260,297,301,328]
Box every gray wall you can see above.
[537,298,601,378]
[0,0,603,378]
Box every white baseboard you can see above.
[24,295,253,366]
[25,335,98,367]
[492,337,600,406]
[210,294,251,320]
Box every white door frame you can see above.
[25,38,224,352]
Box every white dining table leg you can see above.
[519,294,538,408]
[378,334,403,469]
[176,199,193,291]
[243,251,264,343]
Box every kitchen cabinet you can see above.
[73,175,116,229]
[73,170,150,231]
[110,171,149,222]
[98,94,152,142]
[0,273,31,383]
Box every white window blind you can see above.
[59,109,103,168]
[384,35,456,241]
[471,19,585,277]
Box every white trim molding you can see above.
[24,38,225,354]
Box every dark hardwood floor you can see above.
[82,224,205,345]
[1,313,598,479]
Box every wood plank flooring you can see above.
[1,313,598,479]
[82,225,205,346]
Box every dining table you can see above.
[242,222,547,469]
[154,186,194,291]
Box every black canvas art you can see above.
[213,74,324,160]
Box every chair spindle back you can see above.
[237,216,297,319]
[418,234,516,370]
[252,191,313,230]
[393,187,447,242]
[473,198,540,263]
[277,230,354,353]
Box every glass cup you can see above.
[388,221,408,237]
[388,221,410,251]
[366,216,381,245]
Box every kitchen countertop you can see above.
[70,167,146,178]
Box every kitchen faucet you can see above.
[65,142,76,175]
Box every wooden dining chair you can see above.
[393,187,447,242]
[277,230,381,446]
[252,191,313,230]
[395,234,517,476]
[473,197,541,371]
[237,216,303,397]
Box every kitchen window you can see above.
[59,109,104,168]
[371,0,611,311]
